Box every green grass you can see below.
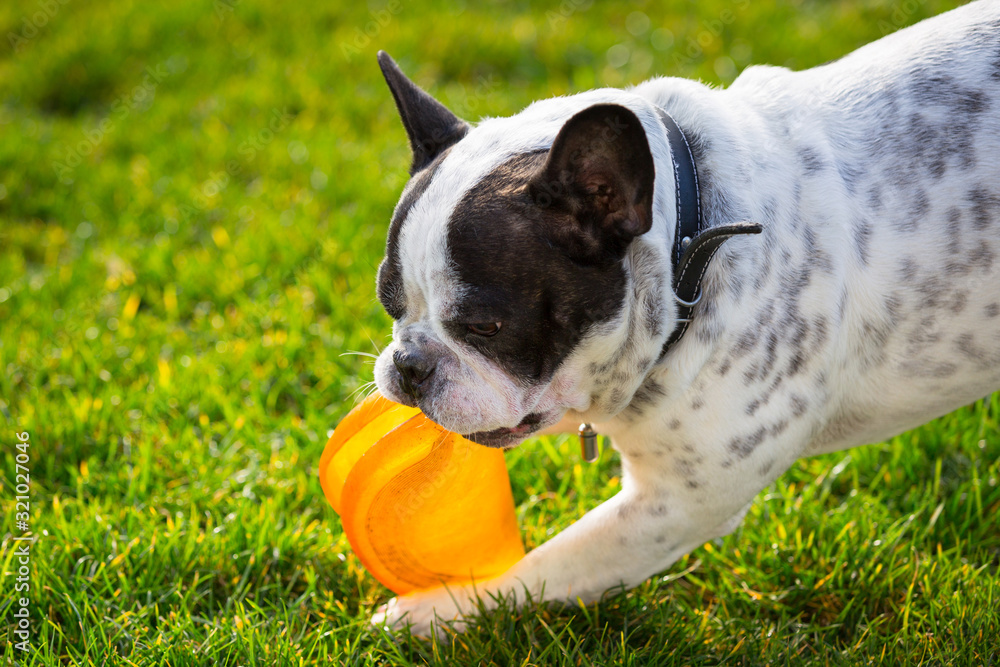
[2,0,998,664]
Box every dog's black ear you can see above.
[377,51,469,174]
[529,104,655,261]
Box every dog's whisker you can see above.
[348,379,379,404]
[341,350,380,360]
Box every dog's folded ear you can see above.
[377,51,470,175]
[529,104,655,261]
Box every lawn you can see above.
[1,0,998,664]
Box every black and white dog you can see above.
[370,0,1000,634]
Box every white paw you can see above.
[370,588,468,638]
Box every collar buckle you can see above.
[655,107,762,360]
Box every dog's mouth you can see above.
[464,413,546,449]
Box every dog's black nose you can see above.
[392,348,435,401]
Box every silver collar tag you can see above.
[578,423,599,462]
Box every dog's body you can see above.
[370,1,1000,634]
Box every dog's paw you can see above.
[370,588,468,639]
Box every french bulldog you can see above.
[369,0,1000,636]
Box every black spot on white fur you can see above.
[970,186,1000,231]
[853,217,872,266]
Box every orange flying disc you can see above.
[319,392,525,595]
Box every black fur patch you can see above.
[445,152,630,381]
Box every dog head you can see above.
[372,53,676,447]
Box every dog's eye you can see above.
[467,322,502,337]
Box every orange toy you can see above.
[318,392,525,595]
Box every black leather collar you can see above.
[654,108,762,360]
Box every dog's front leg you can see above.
[371,482,747,637]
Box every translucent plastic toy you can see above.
[319,392,525,595]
